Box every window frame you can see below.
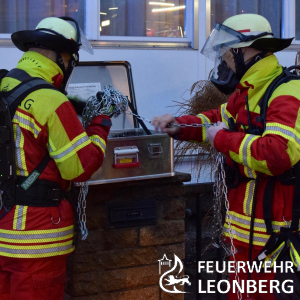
[281,0,300,48]
[0,0,199,50]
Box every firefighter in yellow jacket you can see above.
[153,14,300,299]
[0,17,111,299]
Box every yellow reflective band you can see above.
[21,206,28,230]
[13,206,19,230]
[197,114,211,143]
[13,205,28,231]
[239,134,260,169]
[243,180,256,216]
[0,240,74,258]
[90,135,106,154]
[223,223,267,246]
[0,240,72,250]
[290,243,300,270]
[264,123,300,147]
[244,166,256,179]
[263,241,285,267]
[0,225,74,235]
[225,210,297,232]
[50,132,91,163]
[0,233,74,244]
[13,110,41,138]
[220,104,233,127]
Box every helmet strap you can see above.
[233,48,268,80]
[55,52,78,94]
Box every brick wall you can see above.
[64,173,191,300]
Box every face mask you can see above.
[210,56,239,95]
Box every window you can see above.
[0,0,85,34]
[209,0,282,38]
[99,0,186,38]
[0,0,195,48]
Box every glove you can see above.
[274,256,300,300]
[96,91,115,117]
[68,97,86,116]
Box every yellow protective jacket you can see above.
[0,51,110,258]
[176,54,300,250]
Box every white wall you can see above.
[0,0,299,130]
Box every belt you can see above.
[9,177,67,207]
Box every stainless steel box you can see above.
[69,61,174,184]
[89,129,174,185]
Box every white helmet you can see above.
[200,14,294,94]
[201,14,293,61]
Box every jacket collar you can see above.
[237,54,282,94]
[16,51,64,85]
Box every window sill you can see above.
[0,38,193,50]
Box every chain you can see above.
[212,150,242,300]
[77,182,88,240]
[169,123,216,128]
[125,111,152,124]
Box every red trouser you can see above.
[0,255,69,300]
[228,246,276,300]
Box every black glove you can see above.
[68,98,86,116]
[274,256,300,300]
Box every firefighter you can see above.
[0,17,111,299]
[152,14,300,299]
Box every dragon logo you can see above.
[158,254,191,294]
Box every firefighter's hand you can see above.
[207,121,228,148]
[151,114,180,135]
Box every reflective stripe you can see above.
[223,223,269,246]
[221,104,229,124]
[226,211,298,232]
[90,135,106,153]
[13,205,27,231]
[263,241,286,267]
[243,180,256,216]
[197,114,210,142]
[0,241,74,258]
[244,166,256,178]
[290,244,300,271]
[264,123,300,145]
[50,133,90,162]
[21,206,28,231]
[242,135,256,167]
[13,112,41,138]
[14,124,27,176]
[0,225,74,235]
[0,229,74,244]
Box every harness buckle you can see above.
[47,188,61,201]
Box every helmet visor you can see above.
[201,23,242,60]
[67,20,94,55]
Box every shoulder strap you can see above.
[259,65,300,131]
[0,70,59,208]
[0,69,8,81]
[1,69,59,119]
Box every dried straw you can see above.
[172,80,229,181]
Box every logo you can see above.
[158,254,191,294]
[21,170,40,190]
